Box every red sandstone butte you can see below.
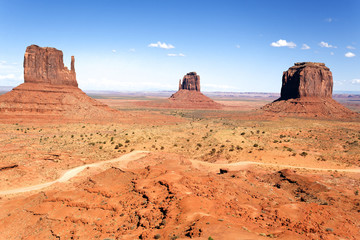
[169,72,222,109]
[280,62,333,100]
[0,45,119,122]
[24,45,78,87]
[262,62,357,118]
[178,72,200,91]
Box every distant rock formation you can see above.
[0,45,120,122]
[262,62,357,118]
[179,72,200,92]
[280,62,332,100]
[168,72,221,109]
[24,45,78,87]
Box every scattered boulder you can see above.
[262,62,358,118]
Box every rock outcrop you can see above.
[169,72,221,109]
[24,45,77,87]
[179,72,200,92]
[0,45,120,122]
[280,62,333,100]
[262,62,357,118]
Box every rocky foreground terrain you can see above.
[0,112,359,239]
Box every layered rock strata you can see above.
[169,72,221,109]
[280,62,333,100]
[262,62,357,118]
[0,45,119,122]
[24,45,77,87]
[179,72,200,92]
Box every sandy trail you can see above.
[1,151,359,196]
[0,151,149,195]
[191,160,360,173]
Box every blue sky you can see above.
[0,0,359,92]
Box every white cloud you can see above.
[301,44,310,50]
[235,45,240,48]
[0,74,16,80]
[270,39,296,48]
[129,48,136,52]
[345,52,356,57]
[325,18,333,23]
[148,41,175,49]
[167,53,185,57]
[346,46,356,50]
[112,49,116,53]
[351,79,360,84]
[330,52,334,55]
[345,52,356,58]
[319,41,337,48]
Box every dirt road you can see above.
[1,151,359,196]
[0,151,149,195]
[191,159,360,173]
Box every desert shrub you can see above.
[125,139,130,143]
[300,151,308,157]
[236,145,243,150]
[241,132,245,135]
[253,144,258,147]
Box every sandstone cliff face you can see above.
[179,72,200,91]
[24,45,77,87]
[280,62,333,100]
[262,62,357,119]
[0,45,123,122]
[168,72,221,109]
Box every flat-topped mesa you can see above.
[280,62,333,100]
[179,72,200,92]
[24,45,77,87]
